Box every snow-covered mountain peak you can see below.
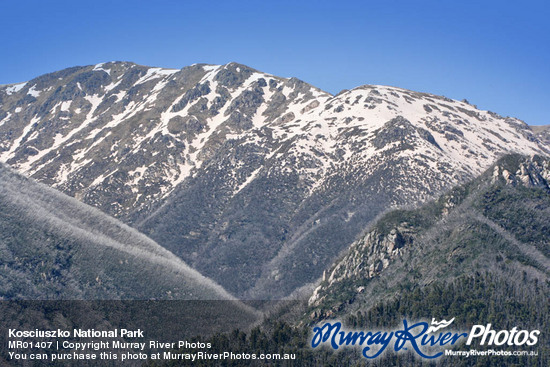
[0,62,331,215]
[1,62,548,298]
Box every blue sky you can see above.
[1,0,549,125]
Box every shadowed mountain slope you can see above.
[0,162,244,302]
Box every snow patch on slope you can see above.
[5,82,27,95]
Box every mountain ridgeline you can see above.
[1,62,549,300]
[308,154,550,318]
[147,155,550,367]
[0,162,242,301]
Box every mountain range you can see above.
[308,154,550,317]
[1,61,548,301]
[155,154,549,366]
